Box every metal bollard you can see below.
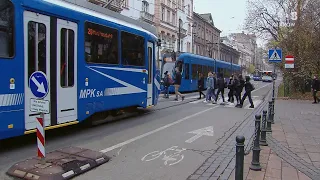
[266,101,272,132]
[250,114,262,171]
[271,97,275,124]
[235,135,245,180]
[260,110,268,146]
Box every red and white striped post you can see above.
[37,114,45,164]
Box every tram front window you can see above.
[162,62,175,78]
[0,0,14,58]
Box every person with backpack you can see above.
[163,71,170,98]
[237,76,254,108]
[214,73,226,104]
[235,74,245,106]
[198,73,206,99]
[311,75,320,104]
[205,72,214,102]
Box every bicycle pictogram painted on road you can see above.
[141,146,186,166]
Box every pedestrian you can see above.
[214,73,226,104]
[237,76,254,108]
[227,75,235,103]
[235,74,245,106]
[212,72,217,102]
[163,71,170,98]
[198,72,206,99]
[204,72,213,102]
[173,67,185,101]
[311,75,320,104]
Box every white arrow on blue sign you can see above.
[268,49,282,63]
[29,71,49,99]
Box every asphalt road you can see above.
[0,80,273,180]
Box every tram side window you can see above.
[28,22,47,79]
[184,63,189,79]
[0,0,14,58]
[85,22,118,64]
[121,31,145,66]
[60,28,75,87]
[191,64,197,79]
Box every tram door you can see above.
[56,19,78,124]
[24,11,51,130]
[24,11,78,130]
[147,42,154,106]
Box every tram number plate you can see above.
[30,98,50,114]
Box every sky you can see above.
[193,0,266,47]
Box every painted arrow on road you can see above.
[185,126,214,143]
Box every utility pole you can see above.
[178,18,181,53]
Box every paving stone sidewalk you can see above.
[241,99,320,180]
[242,146,311,180]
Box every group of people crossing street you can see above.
[198,72,254,108]
[162,69,255,108]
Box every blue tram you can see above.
[0,0,161,140]
[160,53,241,93]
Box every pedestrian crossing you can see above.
[189,96,262,110]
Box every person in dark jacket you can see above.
[198,73,206,99]
[174,67,185,101]
[311,75,320,104]
[214,73,226,104]
[163,71,170,98]
[235,74,245,106]
[237,76,254,108]
[227,75,235,103]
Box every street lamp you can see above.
[207,41,220,73]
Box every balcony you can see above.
[88,0,123,12]
[140,11,154,24]
[177,27,187,38]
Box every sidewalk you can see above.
[242,99,320,180]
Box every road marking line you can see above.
[99,106,219,153]
[243,99,262,109]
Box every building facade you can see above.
[153,0,193,55]
[222,32,258,74]
[192,13,221,59]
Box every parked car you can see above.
[262,75,273,82]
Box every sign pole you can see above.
[273,63,276,98]
[29,71,50,166]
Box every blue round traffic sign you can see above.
[29,71,49,99]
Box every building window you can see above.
[188,23,191,33]
[142,1,149,12]
[121,31,145,66]
[60,28,75,87]
[167,10,170,23]
[178,0,181,9]
[85,22,118,64]
[0,0,14,58]
[167,0,171,7]
[188,4,190,16]
[161,7,165,20]
[172,13,176,26]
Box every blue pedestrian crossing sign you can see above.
[29,71,49,99]
[268,49,282,63]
